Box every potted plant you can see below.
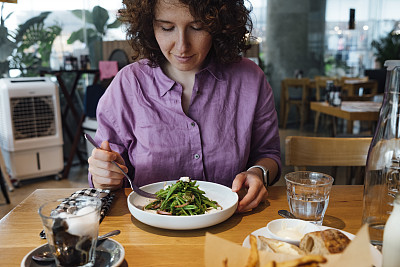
[0,4,61,77]
[0,3,16,77]
[67,5,121,68]
[366,22,400,93]
[10,12,61,76]
[371,23,400,68]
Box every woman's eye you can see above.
[161,26,174,32]
[191,26,203,31]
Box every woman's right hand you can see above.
[88,140,128,190]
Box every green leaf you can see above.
[71,9,93,24]
[92,5,109,35]
[67,28,84,44]
[67,28,99,44]
[371,30,400,67]
[15,11,51,42]
[4,11,13,22]
[107,19,121,29]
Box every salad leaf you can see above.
[144,179,220,216]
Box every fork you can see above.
[84,133,157,199]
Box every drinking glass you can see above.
[38,196,102,267]
[285,171,334,225]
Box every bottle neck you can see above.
[377,66,400,138]
[384,66,400,96]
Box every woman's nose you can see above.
[176,31,190,53]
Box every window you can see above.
[325,0,400,76]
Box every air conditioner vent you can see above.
[11,96,56,139]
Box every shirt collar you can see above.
[200,56,225,82]
[151,64,175,97]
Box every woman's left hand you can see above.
[232,171,268,213]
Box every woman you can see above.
[88,0,281,213]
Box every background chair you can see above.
[280,78,310,130]
[313,76,339,132]
[285,136,372,184]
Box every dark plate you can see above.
[21,238,125,267]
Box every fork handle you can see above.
[84,134,157,198]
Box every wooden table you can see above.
[310,101,381,135]
[341,79,378,96]
[0,186,365,266]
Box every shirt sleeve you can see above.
[248,75,282,185]
[87,71,134,188]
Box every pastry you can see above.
[257,236,305,256]
[299,229,351,255]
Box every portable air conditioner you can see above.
[0,77,63,181]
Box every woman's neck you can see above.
[162,63,196,115]
[163,63,197,86]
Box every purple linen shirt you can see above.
[89,57,281,188]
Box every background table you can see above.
[310,101,381,135]
[341,79,378,96]
[0,186,365,266]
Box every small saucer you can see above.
[21,238,125,267]
[266,218,320,245]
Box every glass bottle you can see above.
[362,60,400,246]
[382,193,400,267]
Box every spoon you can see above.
[278,209,297,219]
[32,230,121,262]
[98,229,121,240]
[31,251,54,262]
[84,133,157,199]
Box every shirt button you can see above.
[191,122,196,127]
[194,154,200,159]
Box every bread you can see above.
[258,236,305,256]
[257,228,351,258]
[299,229,351,255]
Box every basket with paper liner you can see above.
[204,225,382,267]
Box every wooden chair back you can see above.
[282,78,310,101]
[285,136,372,184]
[281,78,310,129]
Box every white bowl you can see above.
[266,219,320,245]
[127,180,238,230]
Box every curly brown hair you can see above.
[119,0,253,66]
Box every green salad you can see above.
[144,178,221,216]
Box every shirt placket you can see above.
[187,119,204,179]
[187,79,205,180]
